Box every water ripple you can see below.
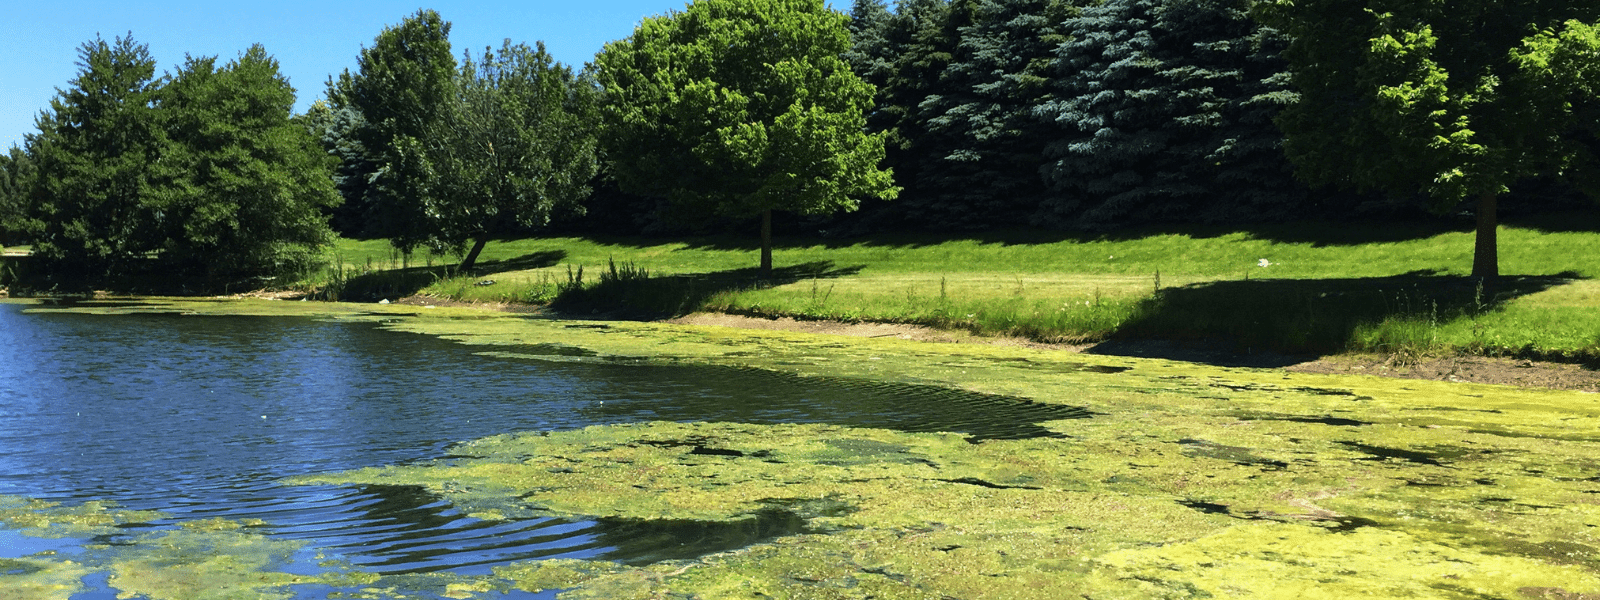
[0,304,1087,576]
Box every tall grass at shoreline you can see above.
[308,213,1600,361]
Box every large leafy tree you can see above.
[414,41,601,271]
[27,35,338,288]
[1256,0,1600,280]
[153,46,340,282]
[326,9,457,241]
[596,0,897,275]
[27,34,167,283]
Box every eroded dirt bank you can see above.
[665,311,1600,393]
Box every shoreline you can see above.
[10,289,1597,393]
[381,293,1600,394]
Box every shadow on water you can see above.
[573,363,1091,443]
[593,510,810,566]
[304,484,811,574]
[1089,272,1577,365]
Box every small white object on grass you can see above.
[1258,259,1272,268]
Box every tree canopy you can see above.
[27,35,166,283]
[325,9,458,241]
[410,41,601,271]
[0,145,34,246]
[596,0,898,274]
[1257,0,1600,278]
[24,34,336,290]
[152,46,340,280]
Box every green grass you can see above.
[308,212,1600,361]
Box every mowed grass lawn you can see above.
[321,212,1600,361]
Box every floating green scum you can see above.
[5,297,1600,598]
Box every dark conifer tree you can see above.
[847,0,960,229]
[27,34,166,283]
[846,0,895,83]
[1036,0,1301,229]
[300,100,377,237]
[910,0,1077,229]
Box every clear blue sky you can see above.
[1,1,836,150]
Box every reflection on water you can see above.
[0,303,1084,581]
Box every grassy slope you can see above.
[318,212,1600,360]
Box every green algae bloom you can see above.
[12,297,1600,598]
[292,419,1600,598]
[0,495,167,538]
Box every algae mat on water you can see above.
[10,298,1600,598]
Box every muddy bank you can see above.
[665,311,1600,393]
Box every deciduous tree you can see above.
[1256,0,1600,280]
[419,41,601,271]
[596,0,897,276]
[154,46,339,282]
[0,145,35,246]
[326,9,457,241]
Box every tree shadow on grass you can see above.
[335,250,566,301]
[550,260,865,318]
[567,218,1476,254]
[1087,272,1581,367]
[578,206,1598,254]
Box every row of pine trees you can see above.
[843,0,1304,231]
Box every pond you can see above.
[0,302,1085,597]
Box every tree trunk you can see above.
[759,209,773,279]
[1471,191,1498,282]
[460,236,488,273]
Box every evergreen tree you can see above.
[0,145,35,246]
[1036,0,1301,229]
[419,41,601,271]
[909,0,1077,229]
[596,0,897,276]
[299,100,377,237]
[28,34,166,283]
[874,0,959,208]
[326,9,457,241]
[846,0,895,84]
[153,46,339,282]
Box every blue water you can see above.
[0,302,1085,595]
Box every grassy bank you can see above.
[309,212,1600,361]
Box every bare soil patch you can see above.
[665,312,969,343]
[662,312,1600,393]
[1287,354,1600,393]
